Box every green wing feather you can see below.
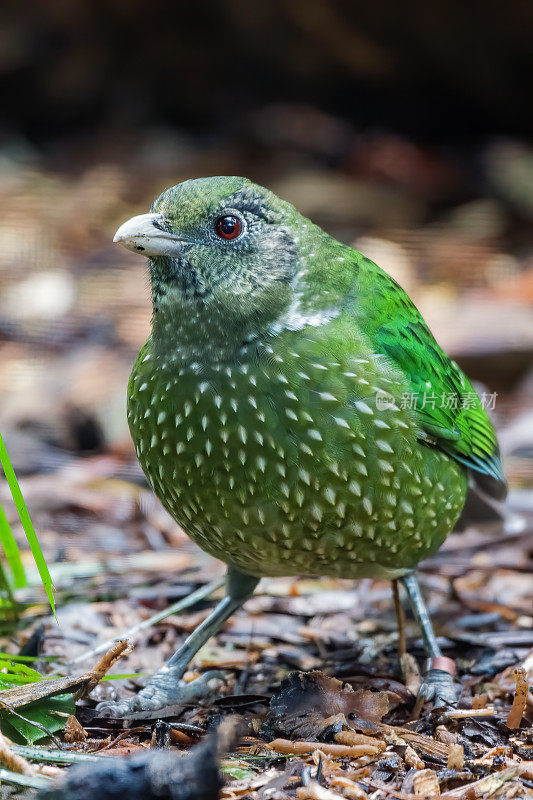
[351,254,506,496]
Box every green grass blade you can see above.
[0,434,55,615]
[0,500,26,589]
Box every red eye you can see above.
[215,214,242,240]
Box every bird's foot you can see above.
[416,657,457,710]
[95,666,228,721]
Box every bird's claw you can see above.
[95,667,228,720]
[417,667,457,708]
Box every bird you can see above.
[97,176,506,718]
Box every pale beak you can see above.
[113,212,187,257]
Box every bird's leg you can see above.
[399,572,457,708]
[96,568,259,719]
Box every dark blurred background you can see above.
[1,0,532,505]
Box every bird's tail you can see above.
[454,475,524,534]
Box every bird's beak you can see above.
[113,212,187,257]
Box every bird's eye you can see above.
[215,215,242,240]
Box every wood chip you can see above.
[435,726,458,747]
[440,764,532,799]
[393,727,450,759]
[330,775,368,799]
[446,743,464,771]
[405,744,425,769]
[411,769,440,797]
[297,780,345,800]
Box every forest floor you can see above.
[0,140,533,798]
[0,458,532,799]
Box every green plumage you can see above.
[125,177,505,580]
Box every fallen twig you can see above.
[75,639,131,699]
[267,739,382,757]
[505,667,528,729]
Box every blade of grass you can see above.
[0,501,25,589]
[0,768,51,790]
[0,562,17,614]
[10,744,103,764]
[0,433,55,615]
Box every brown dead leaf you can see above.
[64,715,88,743]
[265,671,392,740]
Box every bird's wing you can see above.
[351,254,506,499]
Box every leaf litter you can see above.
[0,151,533,796]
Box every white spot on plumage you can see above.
[334,416,350,429]
[348,480,361,496]
[323,487,336,505]
[294,488,305,506]
[299,468,311,485]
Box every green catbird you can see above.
[97,177,506,718]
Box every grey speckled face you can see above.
[115,177,301,333]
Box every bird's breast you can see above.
[127,333,466,578]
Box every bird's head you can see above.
[114,177,313,353]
